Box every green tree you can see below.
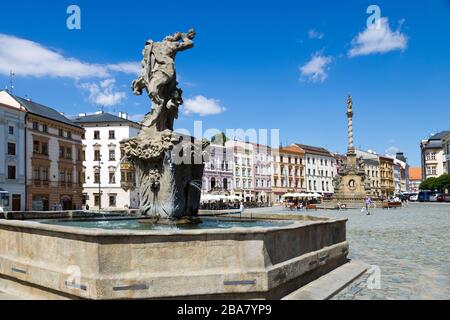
[210,132,228,146]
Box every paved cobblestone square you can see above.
[251,202,449,300]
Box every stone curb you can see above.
[282,260,369,300]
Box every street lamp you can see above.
[97,155,103,213]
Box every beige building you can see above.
[380,156,395,197]
[271,144,305,203]
[356,150,381,197]
[420,131,448,180]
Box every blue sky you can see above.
[1,0,449,166]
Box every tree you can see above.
[419,174,450,192]
[419,177,437,190]
[210,132,228,146]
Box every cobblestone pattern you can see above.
[251,202,450,300]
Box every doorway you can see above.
[60,195,73,211]
[12,194,21,211]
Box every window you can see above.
[94,172,101,184]
[109,172,116,184]
[94,194,100,206]
[66,147,72,159]
[94,131,100,139]
[59,170,65,182]
[67,131,72,139]
[41,143,48,155]
[59,146,65,158]
[94,150,101,161]
[8,126,14,135]
[109,195,117,207]
[109,130,115,139]
[8,143,15,155]
[8,166,16,179]
[58,129,64,137]
[108,149,116,161]
[33,122,39,130]
[33,141,40,154]
[42,124,48,133]
[42,168,48,182]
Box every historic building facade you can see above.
[297,144,335,196]
[252,143,272,204]
[409,167,422,193]
[355,149,381,197]
[0,91,27,211]
[442,132,450,174]
[271,144,305,203]
[73,112,141,210]
[379,156,395,197]
[420,131,449,180]
[225,140,255,201]
[0,91,85,210]
[202,142,234,194]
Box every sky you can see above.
[0,0,449,166]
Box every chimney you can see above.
[78,112,87,117]
[119,112,128,120]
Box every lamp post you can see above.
[98,155,103,213]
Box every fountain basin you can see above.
[0,214,348,299]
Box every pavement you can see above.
[248,202,450,300]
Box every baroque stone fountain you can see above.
[121,29,209,221]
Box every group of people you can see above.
[284,199,317,211]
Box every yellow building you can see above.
[271,144,305,203]
[380,156,395,197]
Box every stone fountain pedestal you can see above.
[121,126,208,220]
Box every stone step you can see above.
[282,260,369,300]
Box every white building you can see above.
[0,91,26,210]
[296,144,335,195]
[421,131,449,180]
[73,112,141,210]
[225,140,255,201]
[252,143,272,204]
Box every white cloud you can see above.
[107,62,141,75]
[80,78,126,106]
[300,52,333,83]
[183,96,226,116]
[348,18,408,57]
[385,146,400,156]
[308,29,324,39]
[129,114,146,122]
[0,33,139,78]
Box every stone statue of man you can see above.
[132,28,196,131]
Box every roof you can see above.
[11,94,82,129]
[72,112,139,126]
[295,143,332,157]
[278,144,305,155]
[429,131,450,140]
[409,167,422,181]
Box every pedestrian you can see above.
[365,196,372,215]
[85,204,90,211]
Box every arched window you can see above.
[223,178,228,190]
[211,177,216,189]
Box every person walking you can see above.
[365,196,372,215]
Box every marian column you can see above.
[347,95,355,155]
